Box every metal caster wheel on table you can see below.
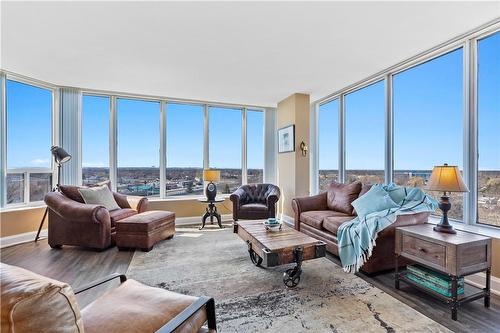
[283,268,301,288]
[247,240,263,267]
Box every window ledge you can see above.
[1,203,46,213]
[428,216,500,239]
[147,194,231,202]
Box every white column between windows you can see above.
[109,96,117,192]
[203,105,209,170]
[384,74,394,184]
[160,101,167,198]
[464,39,478,226]
[0,72,6,207]
[338,95,346,183]
[242,108,247,185]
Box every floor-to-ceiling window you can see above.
[82,95,110,185]
[477,32,500,227]
[209,106,242,194]
[247,109,264,184]
[117,98,160,197]
[6,80,52,204]
[345,81,385,184]
[166,103,204,196]
[318,99,339,192]
[393,48,464,220]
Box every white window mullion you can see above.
[0,72,6,207]
[242,108,247,185]
[24,171,30,204]
[203,104,209,170]
[160,101,167,198]
[464,39,478,226]
[109,96,117,192]
[384,74,394,184]
[338,95,346,183]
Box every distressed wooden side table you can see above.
[395,224,492,321]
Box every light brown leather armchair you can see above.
[0,263,217,333]
[44,184,148,250]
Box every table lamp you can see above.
[427,164,469,234]
[203,169,220,201]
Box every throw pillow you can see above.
[78,185,120,211]
[384,183,407,205]
[326,181,362,215]
[351,185,398,220]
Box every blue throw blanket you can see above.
[337,185,438,273]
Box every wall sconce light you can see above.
[300,141,308,157]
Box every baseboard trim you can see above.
[0,214,234,249]
[1,229,48,249]
[465,272,500,297]
[280,214,294,227]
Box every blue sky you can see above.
[6,33,499,171]
[6,80,52,169]
[319,31,499,171]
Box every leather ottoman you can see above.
[116,210,175,252]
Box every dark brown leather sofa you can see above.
[44,184,148,250]
[292,181,429,274]
[230,184,280,221]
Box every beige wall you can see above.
[492,238,500,278]
[0,198,233,238]
[0,207,47,238]
[277,93,310,217]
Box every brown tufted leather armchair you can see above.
[230,184,280,221]
[44,184,148,250]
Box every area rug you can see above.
[127,225,450,333]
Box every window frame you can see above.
[312,22,500,229]
[2,75,57,208]
[79,92,265,200]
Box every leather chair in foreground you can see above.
[0,263,217,333]
[230,184,280,221]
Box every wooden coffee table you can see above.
[234,220,326,288]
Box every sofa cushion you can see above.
[353,183,372,216]
[323,215,356,235]
[82,279,207,333]
[326,181,362,215]
[300,210,341,230]
[109,208,137,226]
[239,203,268,211]
[0,263,84,333]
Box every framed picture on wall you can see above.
[278,124,295,153]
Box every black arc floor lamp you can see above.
[34,146,71,242]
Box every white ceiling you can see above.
[1,1,499,107]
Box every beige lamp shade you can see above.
[427,164,469,193]
[203,169,220,183]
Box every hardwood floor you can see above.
[1,238,499,332]
[327,253,500,333]
[0,238,133,307]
